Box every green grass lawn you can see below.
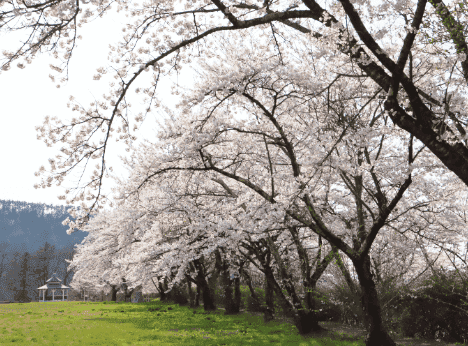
[0,299,365,345]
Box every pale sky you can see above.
[0,9,188,208]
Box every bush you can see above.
[245,286,265,313]
[314,299,342,322]
[210,284,249,311]
[390,269,468,343]
[171,288,189,305]
[326,283,364,327]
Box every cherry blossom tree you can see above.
[96,41,468,343]
[0,0,464,231]
[66,208,151,301]
[69,164,340,321]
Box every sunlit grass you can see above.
[0,299,366,345]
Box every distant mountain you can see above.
[0,199,89,254]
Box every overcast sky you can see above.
[0,9,190,208]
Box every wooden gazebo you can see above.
[37,273,70,302]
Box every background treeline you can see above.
[0,240,77,302]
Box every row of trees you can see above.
[3,0,468,345]
[65,40,468,345]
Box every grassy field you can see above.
[0,299,366,345]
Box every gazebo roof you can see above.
[38,273,70,290]
[38,283,70,290]
[46,273,62,283]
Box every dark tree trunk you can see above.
[288,227,342,331]
[154,276,167,302]
[194,258,216,311]
[221,273,242,314]
[195,284,201,307]
[234,275,242,312]
[201,281,216,311]
[241,268,264,310]
[124,291,132,302]
[222,273,236,314]
[188,262,201,307]
[264,269,275,323]
[208,250,223,299]
[172,280,189,305]
[107,283,119,302]
[262,251,275,323]
[220,252,241,315]
[111,288,118,302]
[186,274,196,308]
[151,276,166,302]
[265,236,324,334]
[353,255,397,346]
[333,250,364,326]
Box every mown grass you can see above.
[0,299,366,345]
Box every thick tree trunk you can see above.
[220,254,241,314]
[151,276,167,302]
[331,249,363,325]
[264,269,275,323]
[287,226,342,333]
[160,279,168,302]
[124,291,130,302]
[201,281,216,311]
[221,274,242,314]
[189,262,201,307]
[262,251,275,323]
[195,284,201,307]
[354,255,397,346]
[194,258,216,311]
[208,250,223,297]
[241,268,263,309]
[156,277,167,302]
[262,264,323,333]
[241,261,275,321]
[265,235,324,334]
[110,284,119,302]
[234,275,242,312]
[222,274,236,314]
[186,275,196,308]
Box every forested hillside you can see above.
[0,199,87,254]
[0,199,88,302]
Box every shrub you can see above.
[245,286,265,313]
[314,299,341,322]
[326,283,364,327]
[390,268,468,343]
